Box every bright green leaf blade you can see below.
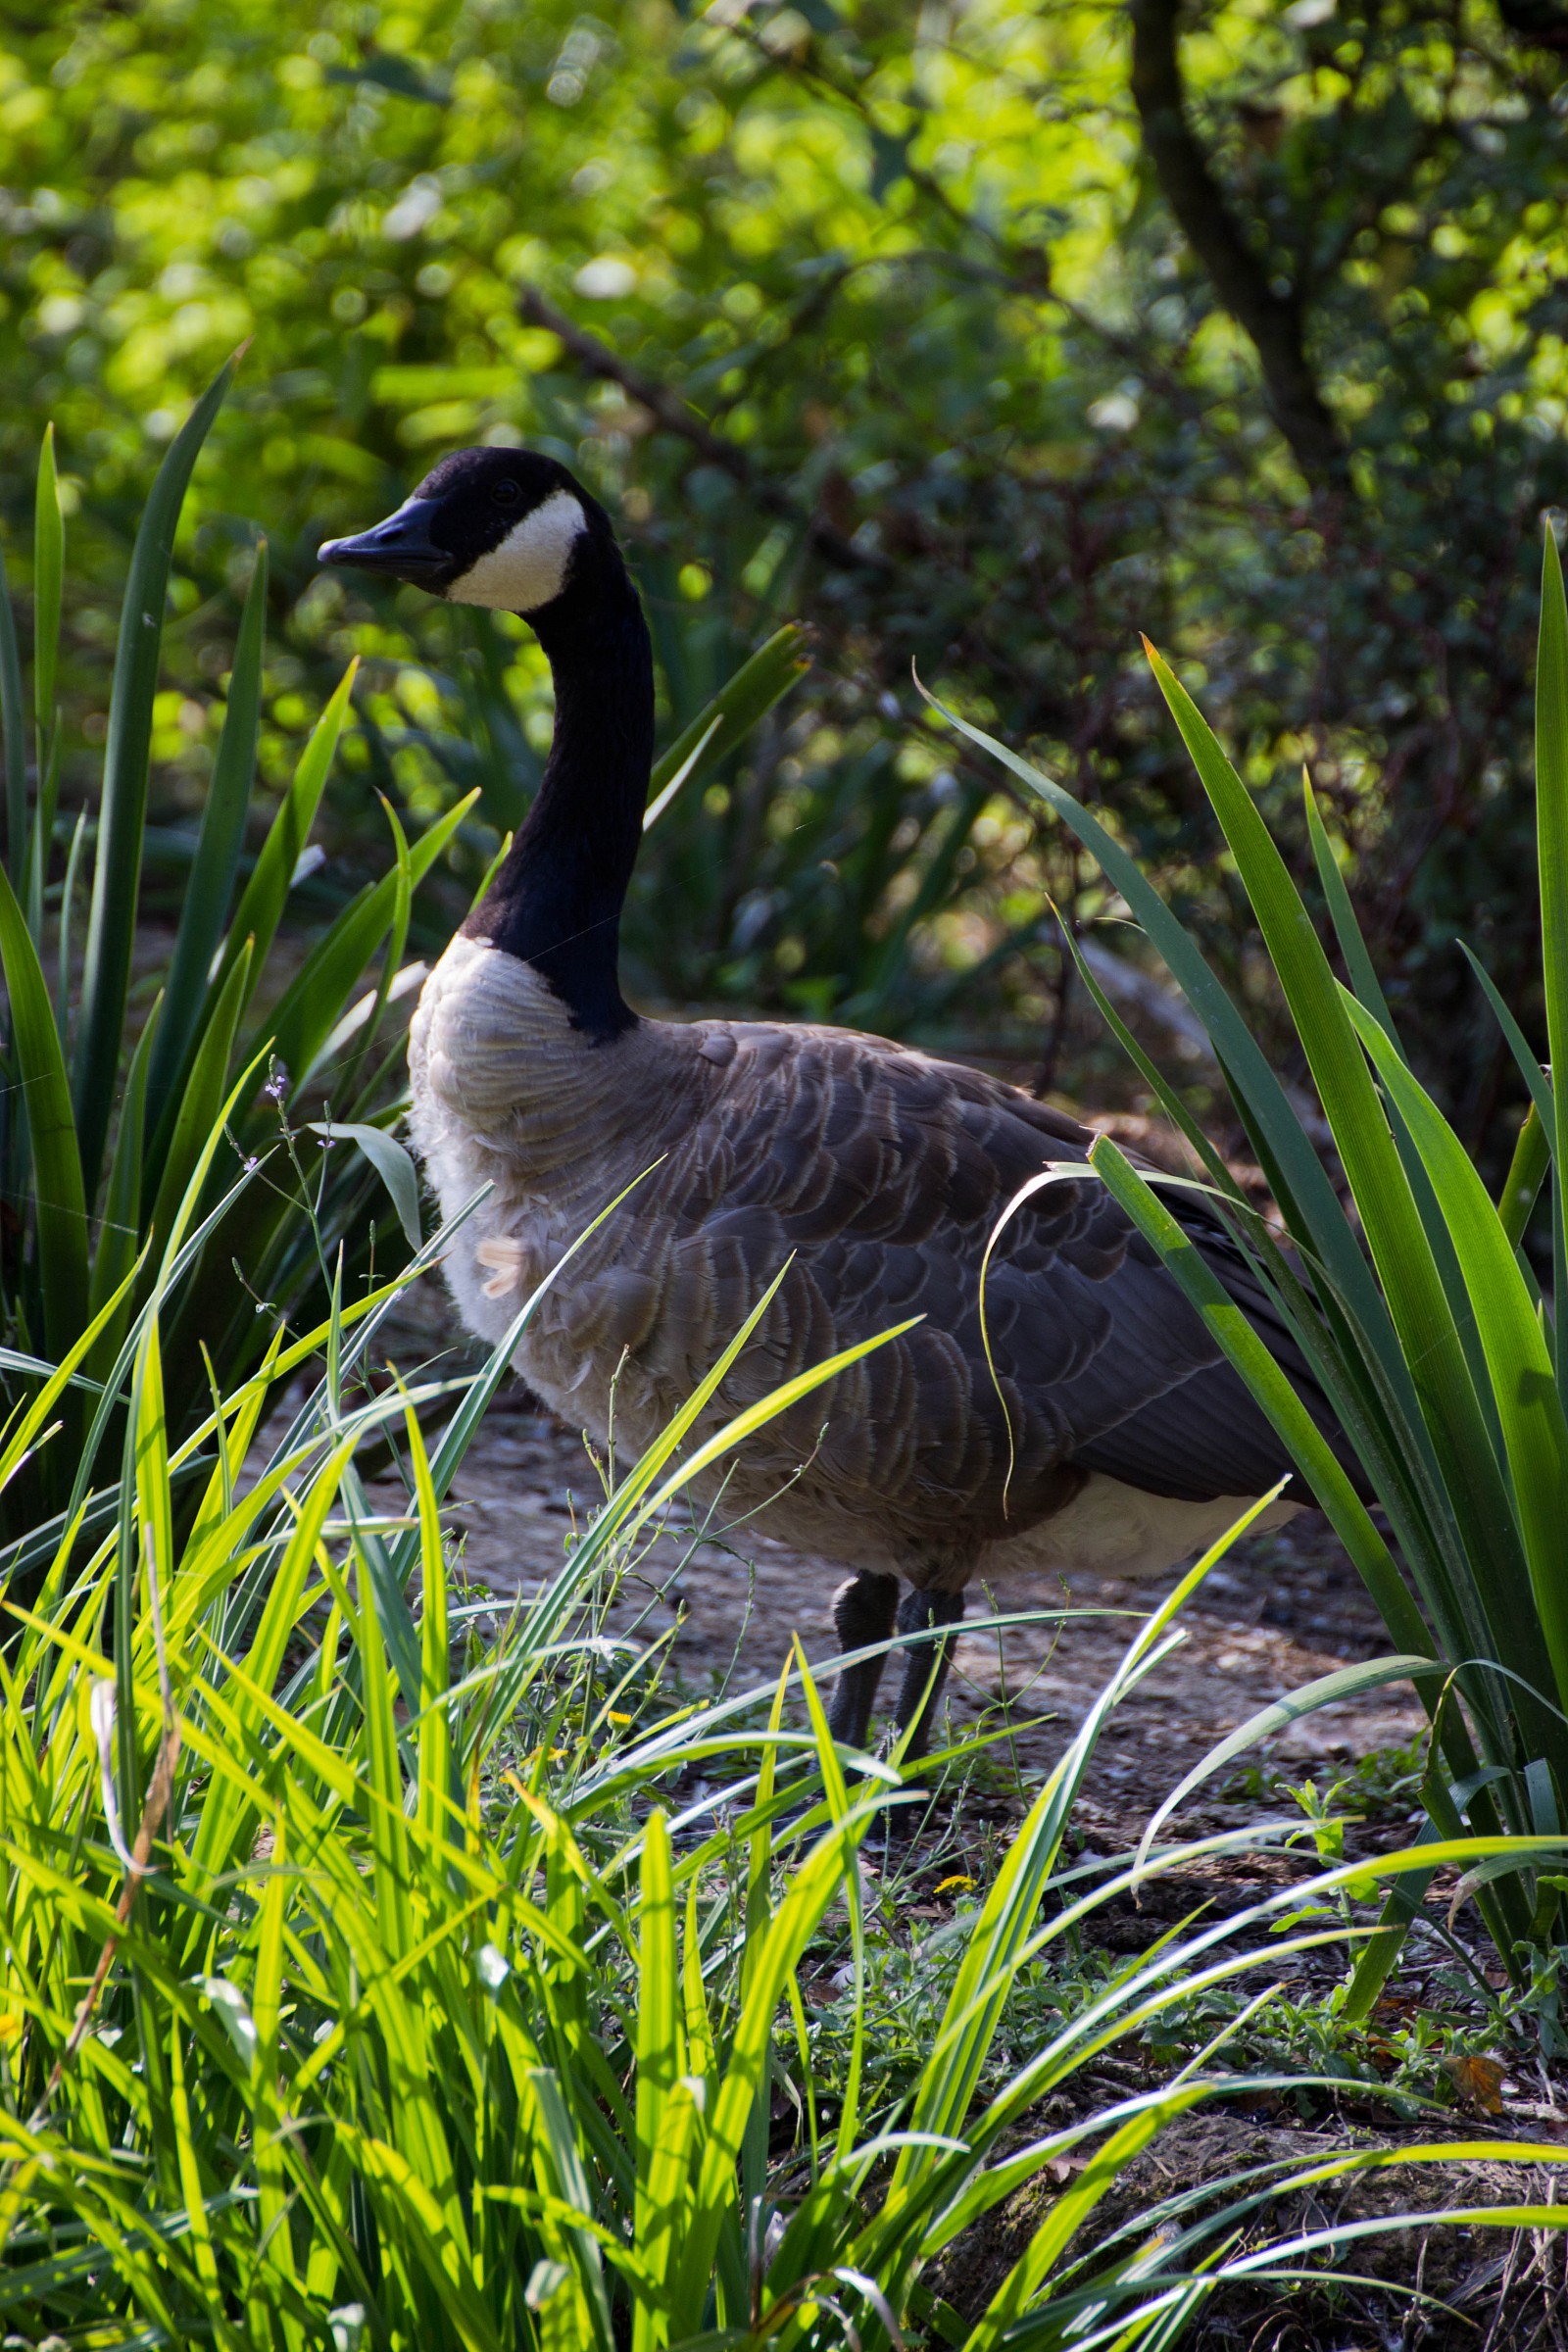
[0,856,87,1358]
[923,686,1396,1373]
[1302,774,1399,1049]
[646,623,808,812]
[145,941,253,1257]
[329,793,415,1114]
[0,541,24,886]
[146,537,268,1139]
[308,1121,420,1250]
[32,423,63,752]
[86,997,159,1382]
[206,657,359,1032]
[1344,989,1568,1719]
[1538,525,1568,1210]
[1458,940,1553,1137]
[266,788,475,1097]
[1085,1137,1455,1715]
[27,725,61,956]
[1138,1654,1436,1873]
[73,353,236,1199]
[1139,644,1547,1748]
[941,679,1525,1743]
[1536,523,1568,1396]
[1498,1102,1550,1253]
[1142,646,1518,1564]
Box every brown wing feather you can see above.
[611,1023,1335,1539]
[412,942,1343,1570]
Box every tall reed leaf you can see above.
[74,354,236,1199]
[1344,991,1568,1706]
[31,423,62,767]
[0,857,87,1358]
[145,537,268,1138]
[0,546,23,889]
[205,656,359,1029]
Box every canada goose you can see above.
[320,451,1345,1761]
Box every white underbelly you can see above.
[987,1472,1299,1582]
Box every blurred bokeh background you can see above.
[3,0,1566,1152]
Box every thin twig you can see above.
[517,283,889,574]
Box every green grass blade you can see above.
[0,540,24,887]
[74,353,235,1200]
[1342,1817,1442,2024]
[1538,526,1568,1179]
[331,795,415,1112]
[965,2087,1210,2348]
[1086,1139,1468,1737]
[646,623,808,815]
[1138,1655,1435,1872]
[1144,647,1514,1505]
[32,424,63,760]
[409,1407,450,1842]
[1458,941,1554,1135]
[1139,646,1543,1728]
[672,1826,857,2317]
[356,1520,416,1963]
[145,538,268,1140]
[145,941,252,1257]
[86,1000,159,1382]
[1344,990,1568,1718]
[1537,524,1568,1398]
[53,803,84,1030]
[632,1808,681,2343]
[264,786,475,1099]
[927,689,1401,1382]
[0,856,87,1359]
[0,1261,137,1503]
[1498,1102,1550,1252]
[27,726,61,956]
[1302,774,1399,1048]
[205,659,358,1034]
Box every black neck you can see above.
[462,551,654,1040]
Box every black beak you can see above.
[318,497,454,592]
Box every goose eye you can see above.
[494,480,522,509]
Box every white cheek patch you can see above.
[451,489,588,611]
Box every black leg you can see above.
[889,1587,966,1760]
[826,1571,900,1748]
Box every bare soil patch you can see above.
[938,2113,1568,2351]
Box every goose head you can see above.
[319,447,611,615]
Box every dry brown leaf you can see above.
[1438,2052,1505,2115]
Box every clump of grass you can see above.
[1,1213,1564,2349]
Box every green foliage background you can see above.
[3,0,1567,1129]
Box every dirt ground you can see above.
[391,1368,1426,1813]
[937,2113,1568,2351]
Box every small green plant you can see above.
[947,534,1568,2004]
[1233,1733,1429,1832]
